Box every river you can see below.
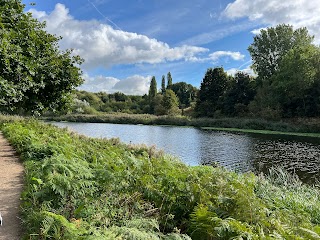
[52,122,320,184]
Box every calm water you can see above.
[52,122,320,184]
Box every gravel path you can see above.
[0,132,24,239]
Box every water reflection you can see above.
[52,122,320,183]
[199,130,254,173]
[252,136,320,184]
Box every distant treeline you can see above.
[65,79,198,116]
[61,24,320,120]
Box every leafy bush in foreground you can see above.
[2,119,320,239]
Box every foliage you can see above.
[161,75,166,94]
[0,0,83,115]
[149,76,158,100]
[223,72,256,116]
[2,118,320,239]
[64,90,149,115]
[171,82,198,109]
[270,45,320,117]
[248,24,320,118]
[248,24,313,83]
[149,76,158,114]
[195,67,229,117]
[161,90,180,115]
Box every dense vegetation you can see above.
[2,117,320,239]
[0,0,83,115]
[66,77,198,116]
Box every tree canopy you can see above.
[224,72,256,116]
[161,75,166,94]
[0,0,83,115]
[161,89,179,115]
[248,24,313,84]
[195,67,228,117]
[171,82,198,108]
[248,24,320,117]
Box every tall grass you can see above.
[2,118,320,239]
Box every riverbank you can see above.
[2,117,320,239]
[202,127,320,138]
[43,113,320,137]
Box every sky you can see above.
[22,0,320,95]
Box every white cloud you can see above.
[79,74,151,95]
[112,75,151,95]
[224,0,320,42]
[250,28,267,35]
[209,51,245,61]
[226,67,255,76]
[29,3,208,69]
[191,50,245,63]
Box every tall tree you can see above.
[223,72,256,116]
[0,0,83,115]
[248,24,319,117]
[148,76,157,113]
[195,67,228,117]
[166,72,173,89]
[248,24,313,84]
[148,76,157,100]
[271,45,320,116]
[161,89,179,115]
[161,75,166,94]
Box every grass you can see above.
[1,116,320,239]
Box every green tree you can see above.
[148,76,157,100]
[271,45,320,116]
[171,82,198,108]
[166,72,173,89]
[148,76,157,113]
[195,67,228,117]
[0,0,83,115]
[248,24,313,84]
[223,72,256,116]
[161,75,166,94]
[161,89,180,115]
[248,24,319,117]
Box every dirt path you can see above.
[0,132,24,240]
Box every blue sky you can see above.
[23,0,320,95]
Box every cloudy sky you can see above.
[23,0,320,95]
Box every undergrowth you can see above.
[1,118,320,239]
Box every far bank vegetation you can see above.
[45,25,320,122]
